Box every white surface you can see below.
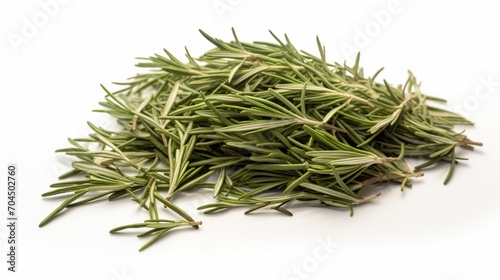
[1,1,499,279]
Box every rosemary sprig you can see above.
[40,28,482,250]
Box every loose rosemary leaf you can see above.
[40,28,482,250]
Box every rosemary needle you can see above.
[40,28,482,250]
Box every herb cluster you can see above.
[40,29,482,251]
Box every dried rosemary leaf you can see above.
[40,28,482,251]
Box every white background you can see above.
[1,1,500,280]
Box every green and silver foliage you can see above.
[40,29,482,250]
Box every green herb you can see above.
[40,29,482,250]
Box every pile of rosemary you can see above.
[40,29,482,251]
